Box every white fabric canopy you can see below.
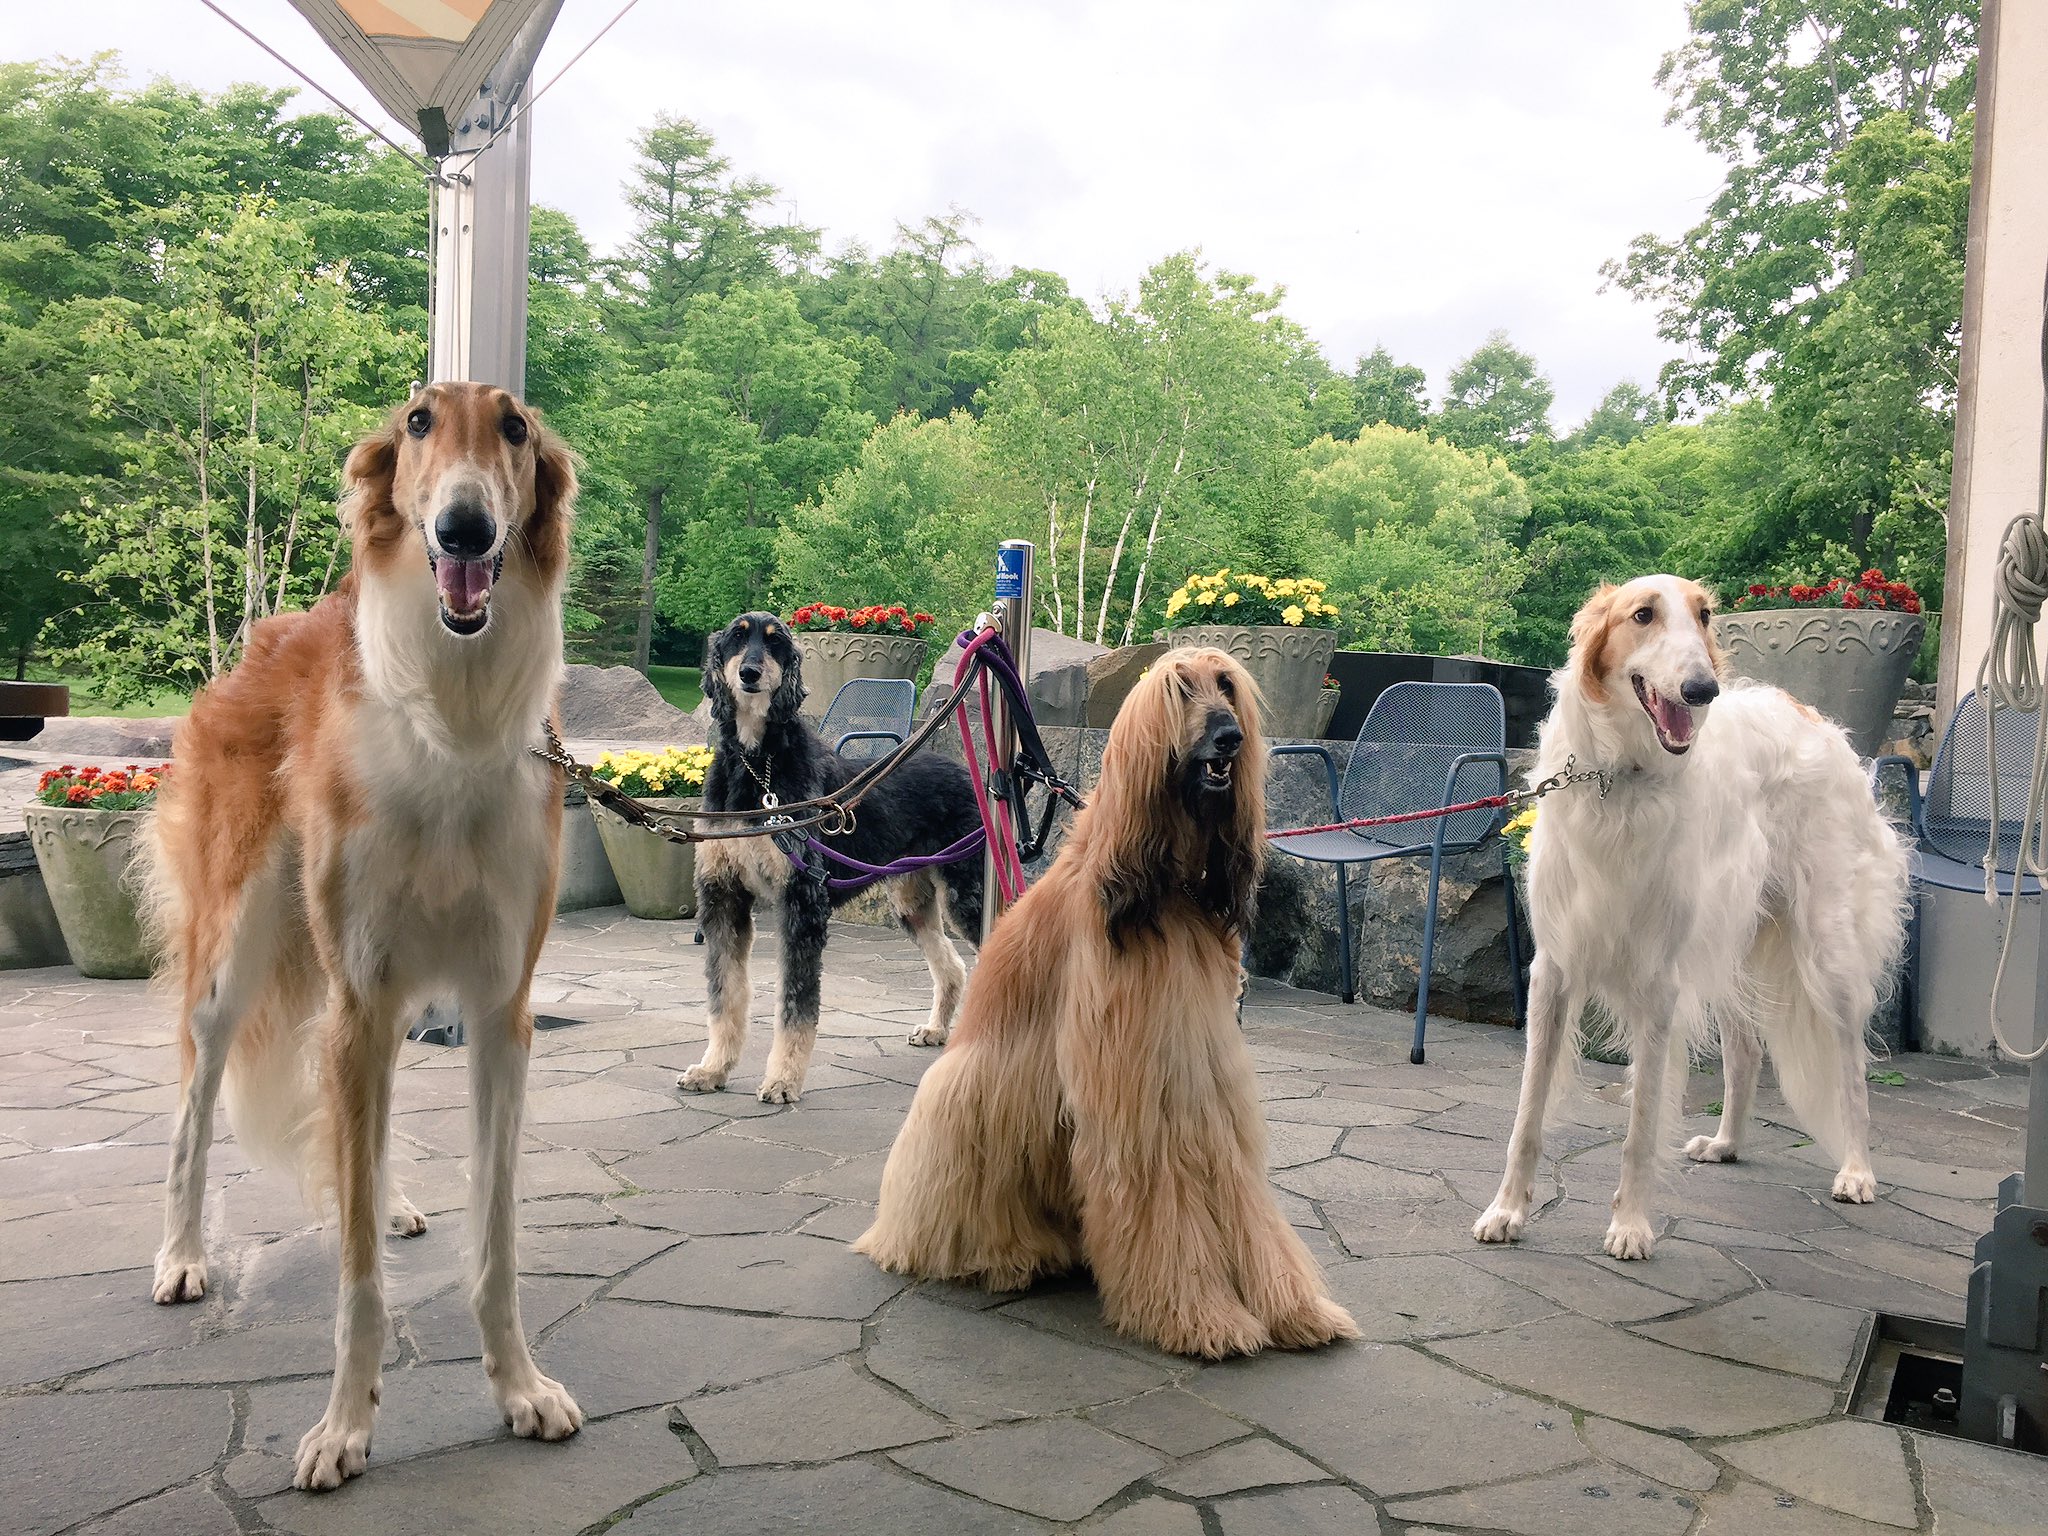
[286,0,557,148]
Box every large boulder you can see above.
[1084,644,1168,727]
[30,717,180,759]
[558,665,703,745]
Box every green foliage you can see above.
[1569,381,1664,449]
[1300,427,1530,656]
[1432,331,1555,455]
[1350,345,1430,433]
[980,252,1313,645]
[775,412,1019,634]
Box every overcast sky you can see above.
[16,1,1726,427]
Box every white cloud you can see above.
[16,0,1725,425]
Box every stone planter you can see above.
[1165,625,1340,738]
[23,804,155,979]
[795,632,929,721]
[1312,687,1341,739]
[589,796,700,920]
[1713,609,1926,757]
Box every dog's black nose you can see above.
[1680,676,1720,707]
[738,665,763,689]
[434,501,496,560]
[1210,721,1243,758]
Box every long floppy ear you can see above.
[1213,653,1267,935]
[702,628,736,726]
[339,418,403,552]
[1092,660,1188,947]
[767,631,808,725]
[1696,584,1729,679]
[1567,582,1619,703]
[526,421,580,577]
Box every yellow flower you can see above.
[1196,589,1218,605]
[1275,579,1298,597]
[1222,591,1240,607]
[1282,604,1305,626]
[1304,596,1323,614]
[1166,591,1189,616]
[1323,607,1340,620]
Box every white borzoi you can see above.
[146,382,584,1488]
[1473,575,1910,1260]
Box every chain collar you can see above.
[737,749,778,812]
[1512,753,1612,807]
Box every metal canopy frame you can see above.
[282,0,567,393]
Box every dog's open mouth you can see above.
[1199,758,1234,791]
[1632,675,1696,754]
[428,551,503,636]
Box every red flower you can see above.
[1748,585,1768,597]
[1842,589,1863,609]
[913,612,934,625]
[1861,569,1886,589]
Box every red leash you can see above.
[1265,792,1516,841]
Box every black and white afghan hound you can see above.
[681,611,986,1104]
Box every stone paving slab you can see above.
[0,910,2039,1533]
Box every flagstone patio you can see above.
[3,908,2044,1535]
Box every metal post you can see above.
[981,540,1034,943]
[427,1,560,392]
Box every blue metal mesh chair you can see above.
[820,678,917,761]
[1872,691,2042,1050]
[1271,681,1522,1063]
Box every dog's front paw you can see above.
[293,1408,375,1490]
[1472,1201,1528,1245]
[1683,1134,1738,1164]
[1831,1165,1877,1204]
[907,1021,948,1048]
[1154,1304,1272,1361]
[387,1194,429,1237]
[1266,1296,1362,1351]
[1602,1215,1657,1261]
[495,1373,583,1441]
[677,1063,728,1094]
[757,1074,803,1105]
[151,1251,208,1305]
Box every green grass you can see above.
[21,666,190,719]
[647,664,702,714]
[1867,1069,1908,1087]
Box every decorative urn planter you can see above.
[1312,686,1342,739]
[23,804,156,979]
[589,796,701,920]
[1166,625,1340,738]
[1712,609,1926,757]
[795,632,929,720]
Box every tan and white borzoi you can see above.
[1474,575,1910,1261]
[146,382,584,1488]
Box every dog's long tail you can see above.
[140,814,333,1208]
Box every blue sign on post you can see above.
[994,544,1026,601]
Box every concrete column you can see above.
[1939,0,2048,719]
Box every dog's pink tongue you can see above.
[1653,692,1695,744]
[436,559,492,612]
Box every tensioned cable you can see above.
[197,0,438,177]
[475,0,642,153]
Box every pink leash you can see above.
[953,629,1028,904]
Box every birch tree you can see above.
[57,198,408,701]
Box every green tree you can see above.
[1569,380,1663,449]
[1351,344,1429,432]
[1432,331,1554,455]
[56,198,410,699]
[774,411,1020,629]
[799,212,1079,422]
[612,286,871,661]
[1606,0,1975,404]
[982,252,1313,645]
[1299,426,1531,657]
[598,113,818,365]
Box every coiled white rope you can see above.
[1975,281,2048,1059]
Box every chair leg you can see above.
[1413,846,1446,1064]
[1899,891,1921,1052]
[1335,862,1356,1005]
[1502,849,1526,1029]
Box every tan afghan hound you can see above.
[855,648,1359,1359]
